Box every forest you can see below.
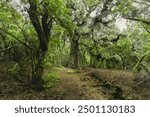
[0,0,150,100]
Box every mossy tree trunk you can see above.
[28,0,53,90]
[69,34,80,69]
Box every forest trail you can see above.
[0,62,150,100]
[1,0,150,100]
[47,67,150,100]
[48,68,109,100]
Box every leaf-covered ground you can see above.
[0,62,150,100]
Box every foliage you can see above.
[43,71,59,89]
[0,0,150,90]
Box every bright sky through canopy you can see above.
[115,18,127,32]
[13,0,127,32]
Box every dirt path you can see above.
[1,62,150,100]
[49,68,109,100]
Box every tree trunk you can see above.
[31,51,46,90]
[70,35,80,68]
[28,0,53,90]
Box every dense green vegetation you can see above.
[0,0,150,99]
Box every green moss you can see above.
[66,69,76,74]
[53,66,66,71]
[43,71,59,89]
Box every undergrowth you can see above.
[43,71,59,89]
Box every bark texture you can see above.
[28,0,53,90]
[70,35,80,68]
